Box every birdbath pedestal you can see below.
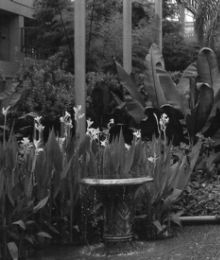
[81,177,153,246]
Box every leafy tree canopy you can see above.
[31,0,154,72]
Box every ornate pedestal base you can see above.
[81,177,153,245]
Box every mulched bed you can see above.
[176,169,220,216]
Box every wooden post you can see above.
[74,0,86,140]
[123,0,132,74]
[155,0,162,51]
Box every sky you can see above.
[71,0,194,22]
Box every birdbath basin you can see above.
[80,177,153,245]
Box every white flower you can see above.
[35,123,45,132]
[34,116,42,124]
[133,130,141,139]
[100,139,108,147]
[34,116,45,133]
[87,118,94,129]
[60,111,72,127]
[60,117,65,123]
[125,143,131,150]
[61,111,72,137]
[20,137,33,155]
[107,118,114,129]
[21,137,31,146]
[148,153,159,164]
[64,110,71,118]
[2,106,11,117]
[87,127,100,140]
[73,105,85,121]
[60,111,73,137]
[33,139,44,155]
[56,137,65,150]
[159,113,169,131]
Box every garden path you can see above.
[31,225,220,260]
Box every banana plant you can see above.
[114,44,220,143]
[114,44,186,121]
[114,44,187,143]
[178,47,220,142]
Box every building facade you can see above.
[0,0,34,78]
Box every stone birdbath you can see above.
[80,177,153,247]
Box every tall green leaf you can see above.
[111,92,145,124]
[46,130,63,173]
[7,242,18,260]
[115,60,145,107]
[177,62,198,97]
[157,67,186,113]
[186,83,214,137]
[197,47,220,95]
[144,44,166,108]
[33,196,49,213]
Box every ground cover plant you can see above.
[177,169,220,216]
[176,135,220,217]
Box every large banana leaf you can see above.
[194,84,214,133]
[115,44,186,124]
[156,67,187,113]
[144,44,186,112]
[196,48,220,134]
[177,62,198,97]
[144,44,167,108]
[113,62,146,123]
[115,60,145,107]
[111,91,145,124]
[176,47,220,139]
[186,83,214,138]
[197,47,220,95]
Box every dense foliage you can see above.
[31,0,156,72]
[10,56,74,140]
[2,1,220,258]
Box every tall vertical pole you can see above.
[74,0,86,140]
[123,0,132,74]
[155,0,162,51]
[179,3,185,37]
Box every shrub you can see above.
[86,72,125,128]
[11,56,75,140]
[163,33,200,71]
